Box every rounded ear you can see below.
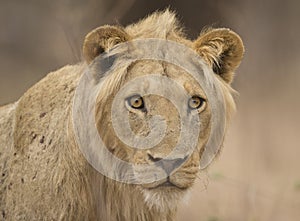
[193,28,244,84]
[83,25,130,64]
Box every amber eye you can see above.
[188,96,205,109]
[128,95,144,109]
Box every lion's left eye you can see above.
[128,95,144,109]
[188,96,205,109]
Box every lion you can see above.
[0,10,244,221]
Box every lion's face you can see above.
[125,61,211,190]
[95,60,211,201]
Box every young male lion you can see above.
[0,10,244,221]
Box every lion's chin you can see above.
[142,188,188,212]
[139,182,190,212]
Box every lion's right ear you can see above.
[193,28,244,84]
[83,25,130,64]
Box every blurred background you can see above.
[0,0,299,220]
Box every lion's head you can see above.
[80,10,244,210]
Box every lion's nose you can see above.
[148,153,186,175]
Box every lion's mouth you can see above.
[146,177,188,190]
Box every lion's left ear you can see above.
[83,25,130,64]
[193,28,244,84]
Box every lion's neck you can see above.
[89,172,177,221]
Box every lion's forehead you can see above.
[124,60,207,99]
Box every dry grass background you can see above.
[0,0,299,220]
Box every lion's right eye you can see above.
[188,96,206,110]
[127,95,145,109]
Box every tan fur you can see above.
[0,9,244,220]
